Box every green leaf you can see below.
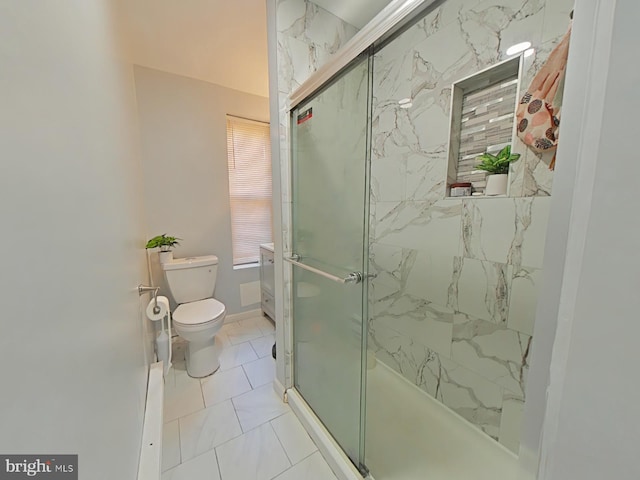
[475,144,521,174]
[145,234,181,249]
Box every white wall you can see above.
[120,0,269,97]
[0,1,151,479]
[527,0,640,478]
[133,66,270,314]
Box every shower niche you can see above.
[446,55,523,197]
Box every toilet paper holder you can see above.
[138,284,161,314]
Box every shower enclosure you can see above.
[288,53,372,473]
[283,0,571,478]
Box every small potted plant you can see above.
[476,145,521,196]
[145,234,181,264]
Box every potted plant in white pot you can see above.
[145,234,181,264]
[476,145,521,196]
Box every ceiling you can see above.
[120,0,270,98]
[120,0,393,98]
[312,0,394,29]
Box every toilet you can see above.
[162,255,226,378]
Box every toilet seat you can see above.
[173,298,226,327]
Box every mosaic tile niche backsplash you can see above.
[367,0,574,453]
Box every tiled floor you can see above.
[162,312,338,480]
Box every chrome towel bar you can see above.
[285,256,374,285]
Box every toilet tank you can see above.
[161,255,218,304]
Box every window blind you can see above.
[226,115,272,265]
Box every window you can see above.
[226,115,273,266]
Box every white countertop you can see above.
[260,242,274,253]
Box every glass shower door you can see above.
[290,54,371,469]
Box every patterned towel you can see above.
[516,25,572,170]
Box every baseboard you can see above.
[137,361,164,480]
[225,308,262,323]
[287,388,363,480]
[273,378,286,401]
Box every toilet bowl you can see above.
[161,255,227,378]
[172,298,226,377]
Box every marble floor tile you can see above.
[164,378,204,423]
[172,366,203,391]
[250,334,275,358]
[161,449,220,480]
[171,337,187,363]
[218,342,258,371]
[270,411,318,465]
[164,338,185,388]
[232,384,291,432]
[224,319,266,345]
[219,322,234,336]
[215,330,232,349]
[201,366,252,407]
[273,451,338,480]
[179,400,242,462]
[162,419,181,472]
[163,364,177,390]
[215,422,291,480]
[254,315,276,335]
[242,356,276,389]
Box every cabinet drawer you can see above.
[261,289,275,320]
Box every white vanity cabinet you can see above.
[259,243,275,320]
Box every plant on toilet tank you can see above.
[145,234,181,264]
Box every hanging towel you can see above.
[516,25,572,170]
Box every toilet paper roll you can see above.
[146,295,170,321]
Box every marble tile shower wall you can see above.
[274,0,359,387]
[368,0,573,453]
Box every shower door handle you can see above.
[285,256,373,285]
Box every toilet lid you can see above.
[173,298,225,325]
